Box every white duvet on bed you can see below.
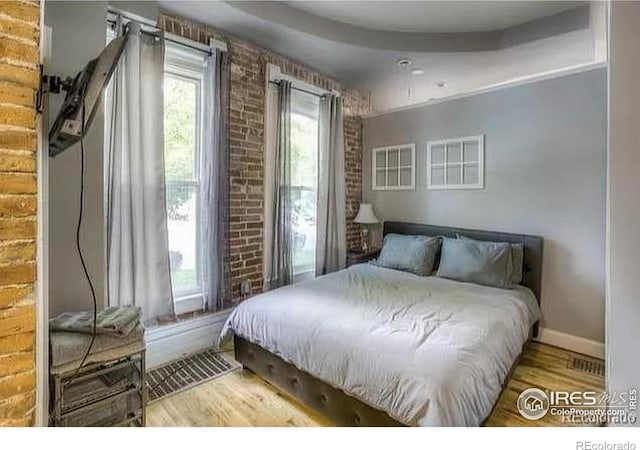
[220,263,540,426]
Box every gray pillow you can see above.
[375,233,440,276]
[509,244,524,284]
[437,237,513,288]
[457,234,524,285]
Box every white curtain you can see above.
[200,47,230,311]
[316,95,346,275]
[106,22,174,323]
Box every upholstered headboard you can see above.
[383,221,544,306]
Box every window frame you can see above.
[164,43,207,312]
[265,64,329,285]
[371,143,416,191]
[289,90,320,279]
[426,135,485,190]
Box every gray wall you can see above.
[45,1,158,316]
[607,2,640,414]
[45,1,109,316]
[363,68,607,342]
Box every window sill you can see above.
[145,308,234,368]
[173,292,204,316]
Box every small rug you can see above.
[146,349,241,402]
[567,355,605,378]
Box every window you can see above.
[427,135,484,190]
[372,144,415,190]
[106,19,215,314]
[164,43,206,312]
[290,91,320,277]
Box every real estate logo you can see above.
[517,387,637,424]
[517,387,550,420]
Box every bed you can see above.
[220,222,543,426]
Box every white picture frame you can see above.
[371,143,416,191]
[426,135,485,190]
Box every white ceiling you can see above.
[286,1,583,33]
[370,29,595,111]
[158,1,604,111]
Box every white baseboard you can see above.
[535,327,605,359]
[145,308,232,369]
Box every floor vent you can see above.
[567,355,605,378]
[146,349,241,403]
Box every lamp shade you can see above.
[354,203,379,224]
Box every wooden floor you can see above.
[484,343,604,426]
[147,342,604,427]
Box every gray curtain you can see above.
[262,84,278,289]
[106,21,174,323]
[316,94,346,275]
[268,81,294,289]
[201,47,230,311]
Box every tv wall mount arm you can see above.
[36,68,74,113]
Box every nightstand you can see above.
[346,248,380,267]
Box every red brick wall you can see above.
[158,14,371,302]
[0,0,40,427]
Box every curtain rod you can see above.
[107,17,214,57]
[268,80,329,98]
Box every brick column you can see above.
[0,0,40,427]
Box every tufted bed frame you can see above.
[234,221,544,427]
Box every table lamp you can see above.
[354,203,379,252]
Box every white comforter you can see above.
[220,263,541,426]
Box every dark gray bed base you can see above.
[235,222,544,427]
[234,336,403,426]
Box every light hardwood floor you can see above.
[147,342,604,427]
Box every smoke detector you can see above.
[436,80,448,88]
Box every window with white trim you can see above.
[265,64,324,283]
[290,90,320,278]
[163,42,207,313]
[427,135,484,190]
[372,143,415,190]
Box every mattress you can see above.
[221,263,540,426]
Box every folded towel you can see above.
[50,324,145,371]
[49,306,142,337]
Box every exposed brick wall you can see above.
[344,115,363,250]
[158,14,370,302]
[0,0,40,427]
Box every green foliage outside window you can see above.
[164,76,197,221]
